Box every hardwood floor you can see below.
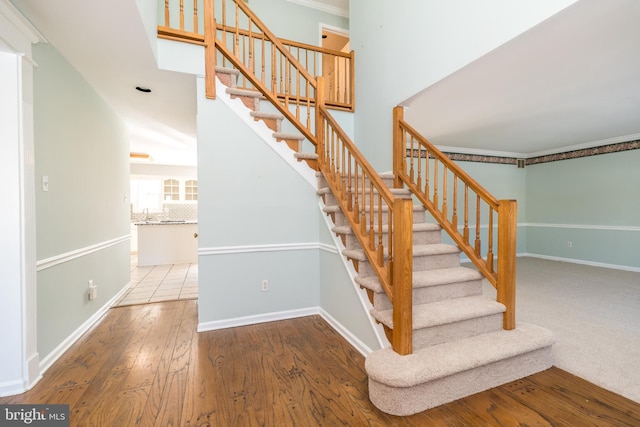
[2,300,639,426]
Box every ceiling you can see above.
[14,0,199,166]
[12,0,640,166]
[401,0,640,158]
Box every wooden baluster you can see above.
[487,207,494,273]
[475,195,481,256]
[416,136,422,192]
[193,0,198,33]
[452,177,458,231]
[497,200,517,330]
[442,166,448,219]
[409,133,415,182]
[433,160,439,209]
[306,80,311,129]
[315,77,324,169]
[463,184,469,244]
[180,0,185,31]
[271,46,276,93]
[261,35,265,85]
[368,184,375,251]
[377,195,384,266]
[295,72,301,121]
[248,20,254,77]
[234,3,239,57]
[164,0,170,27]
[424,149,430,200]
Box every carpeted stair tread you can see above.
[343,243,459,262]
[273,132,305,141]
[365,323,555,388]
[226,87,265,98]
[250,110,284,120]
[215,66,240,76]
[356,266,482,293]
[294,152,318,160]
[371,295,505,329]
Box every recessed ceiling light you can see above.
[135,86,152,93]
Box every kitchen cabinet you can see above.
[136,221,198,266]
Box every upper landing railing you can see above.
[157,0,354,112]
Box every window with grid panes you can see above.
[185,179,198,201]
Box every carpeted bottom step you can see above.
[365,323,555,416]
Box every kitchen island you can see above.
[135,221,198,266]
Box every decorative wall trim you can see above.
[38,283,131,374]
[285,0,349,18]
[199,241,337,256]
[36,235,131,272]
[524,223,640,232]
[414,139,640,166]
[522,253,640,273]
[526,140,640,165]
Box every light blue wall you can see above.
[525,150,640,269]
[33,43,131,359]
[349,0,578,170]
[196,77,321,321]
[243,0,348,44]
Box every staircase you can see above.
[316,172,554,415]
[215,66,554,415]
[161,0,555,416]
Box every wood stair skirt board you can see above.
[215,66,317,169]
[316,172,555,416]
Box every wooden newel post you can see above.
[316,76,325,169]
[204,0,216,99]
[497,199,517,330]
[392,196,413,355]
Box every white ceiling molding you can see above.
[286,0,348,18]
[0,0,47,52]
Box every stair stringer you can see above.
[214,77,317,188]
[316,196,391,355]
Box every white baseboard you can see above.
[38,282,132,375]
[0,379,27,397]
[197,307,319,332]
[197,306,375,357]
[523,253,640,273]
[318,308,374,357]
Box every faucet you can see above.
[143,208,149,222]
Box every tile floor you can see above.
[114,255,198,307]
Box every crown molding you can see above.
[286,0,349,18]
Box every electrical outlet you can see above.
[261,280,269,292]
[567,241,573,248]
[88,280,97,300]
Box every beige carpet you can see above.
[480,257,640,403]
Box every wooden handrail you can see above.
[317,78,414,354]
[393,106,517,329]
[158,0,354,110]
